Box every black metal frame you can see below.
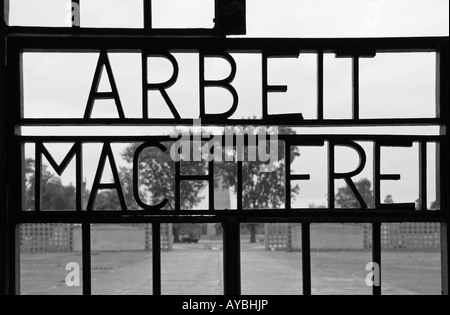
[6,0,246,36]
[1,0,449,296]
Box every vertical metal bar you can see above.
[142,52,148,119]
[2,0,8,26]
[152,223,162,295]
[143,0,152,30]
[352,57,360,120]
[199,51,206,118]
[437,40,449,296]
[317,51,324,120]
[76,142,83,212]
[419,142,428,211]
[285,142,291,210]
[237,161,243,210]
[328,142,335,209]
[209,161,215,211]
[14,139,25,295]
[372,141,382,295]
[5,33,23,296]
[262,52,268,119]
[302,223,312,295]
[175,162,181,210]
[223,222,241,295]
[0,0,7,295]
[374,143,381,209]
[35,143,41,212]
[82,223,91,296]
[372,223,382,296]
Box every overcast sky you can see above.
[7,0,449,209]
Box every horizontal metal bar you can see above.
[6,26,223,38]
[17,118,445,127]
[290,174,311,181]
[19,135,443,143]
[178,175,210,181]
[7,35,448,53]
[14,210,445,225]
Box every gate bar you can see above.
[372,223,382,296]
[82,224,91,295]
[302,223,312,295]
[437,39,449,296]
[317,52,324,121]
[0,0,9,296]
[143,0,152,30]
[152,223,162,295]
[4,6,21,294]
[352,57,360,120]
[223,222,241,295]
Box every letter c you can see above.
[133,142,169,211]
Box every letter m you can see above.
[35,142,83,211]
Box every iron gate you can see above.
[0,0,449,296]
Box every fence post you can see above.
[0,0,10,295]
[437,38,450,296]
[223,222,241,295]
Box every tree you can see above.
[430,200,439,210]
[335,178,399,209]
[81,125,302,244]
[415,198,439,210]
[335,178,374,209]
[384,195,394,204]
[25,158,76,211]
[216,126,301,243]
[309,203,326,209]
[92,166,138,211]
[121,140,208,243]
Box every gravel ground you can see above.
[20,241,442,295]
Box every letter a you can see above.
[84,51,125,119]
[87,142,127,211]
[366,262,381,287]
[66,262,81,287]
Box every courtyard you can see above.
[20,240,442,295]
